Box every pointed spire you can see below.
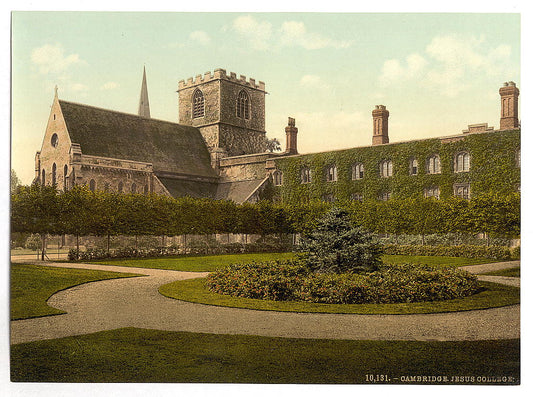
[138,66,151,118]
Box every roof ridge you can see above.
[59,99,190,129]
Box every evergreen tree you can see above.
[298,207,383,274]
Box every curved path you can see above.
[10,261,520,345]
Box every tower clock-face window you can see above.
[237,90,250,119]
[192,89,205,118]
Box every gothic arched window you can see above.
[63,165,68,191]
[454,152,471,173]
[131,183,137,194]
[325,165,337,182]
[427,154,441,174]
[379,160,393,178]
[192,89,205,118]
[144,185,149,195]
[52,163,57,186]
[89,179,96,192]
[273,170,283,186]
[41,169,46,185]
[236,90,250,119]
[301,167,311,184]
[118,182,124,193]
[352,163,364,180]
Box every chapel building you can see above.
[34,68,520,204]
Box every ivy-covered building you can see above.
[270,82,520,204]
[34,67,520,205]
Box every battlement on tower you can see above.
[178,68,266,91]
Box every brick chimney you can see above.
[499,81,520,130]
[372,105,389,145]
[285,117,298,155]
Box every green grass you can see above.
[10,264,141,320]
[482,267,520,277]
[160,277,519,315]
[10,328,519,384]
[88,252,297,271]
[87,252,498,272]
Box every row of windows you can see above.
[41,163,68,189]
[272,152,475,186]
[192,88,251,120]
[40,164,150,195]
[318,183,471,203]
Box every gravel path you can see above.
[10,261,520,345]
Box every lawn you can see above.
[159,277,519,315]
[10,264,140,320]
[87,252,499,272]
[10,328,519,384]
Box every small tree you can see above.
[24,234,41,251]
[298,207,383,274]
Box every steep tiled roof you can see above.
[156,176,218,199]
[215,179,267,203]
[60,100,216,178]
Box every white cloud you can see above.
[189,30,211,46]
[379,53,427,86]
[31,44,83,75]
[232,15,273,50]
[378,34,514,97]
[230,16,351,51]
[280,21,352,50]
[101,82,119,90]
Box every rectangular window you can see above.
[454,183,471,199]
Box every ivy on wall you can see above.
[273,129,520,203]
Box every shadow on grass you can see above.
[10,327,520,384]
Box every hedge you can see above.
[382,244,519,260]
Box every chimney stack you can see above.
[285,117,298,155]
[372,105,389,145]
[499,81,520,130]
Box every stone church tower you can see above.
[177,69,267,166]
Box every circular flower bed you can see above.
[206,261,482,304]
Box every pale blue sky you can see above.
[11,12,521,184]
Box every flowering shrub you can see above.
[207,261,481,304]
[382,244,513,260]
